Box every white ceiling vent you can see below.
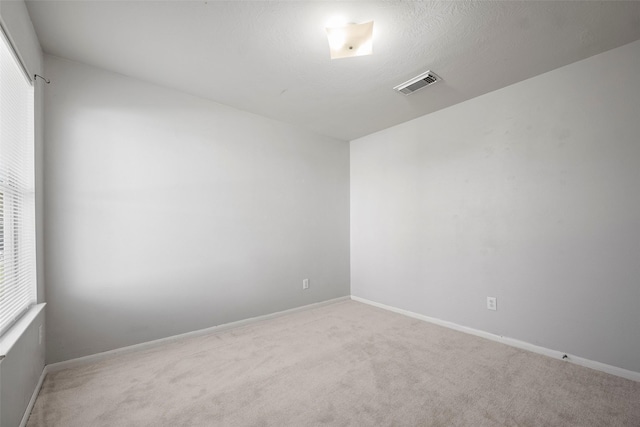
[394,71,441,95]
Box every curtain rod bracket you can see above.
[34,74,50,84]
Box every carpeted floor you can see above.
[27,300,640,426]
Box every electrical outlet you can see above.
[487,297,497,311]
[39,324,44,345]
[303,279,310,290]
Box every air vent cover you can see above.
[394,71,440,95]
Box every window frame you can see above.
[0,22,37,338]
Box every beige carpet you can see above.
[27,300,640,426]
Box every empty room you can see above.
[1,1,639,426]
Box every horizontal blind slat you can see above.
[0,25,37,335]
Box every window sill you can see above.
[0,303,46,359]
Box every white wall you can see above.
[44,55,350,364]
[351,40,640,373]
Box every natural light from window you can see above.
[0,26,36,337]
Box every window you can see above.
[0,26,36,336]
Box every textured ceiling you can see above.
[25,1,640,141]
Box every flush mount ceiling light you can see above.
[325,21,373,60]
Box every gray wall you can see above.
[0,310,45,427]
[43,55,350,364]
[0,1,45,426]
[351,40,640,373]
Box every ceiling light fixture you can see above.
[325,21,373,60]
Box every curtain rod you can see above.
[34,74,50,84]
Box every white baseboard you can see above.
[351,295,640,382]
[47,296,351,373]
[19,365,48,427]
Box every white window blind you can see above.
[0,27,36,336]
